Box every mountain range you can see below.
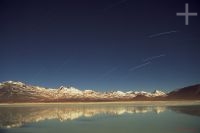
[0,81,200,102]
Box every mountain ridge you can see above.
[0,81,199,102]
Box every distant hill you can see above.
[167,84,200,100]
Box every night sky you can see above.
[0,0,200,92]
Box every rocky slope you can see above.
[0,81,167,102]
[167,84,200,100]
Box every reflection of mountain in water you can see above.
[0,105,166,128]
[168,105,200,117]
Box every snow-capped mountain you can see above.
[1,81,199,102]
[152,90,167,97]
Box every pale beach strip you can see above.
[0,101,200,107]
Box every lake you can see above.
[0,102,200,133]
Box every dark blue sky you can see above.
[0,0,200,92]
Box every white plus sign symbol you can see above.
[176,3,198,25]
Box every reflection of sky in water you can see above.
[0,105,200,133]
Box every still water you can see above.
[0,103,200,133]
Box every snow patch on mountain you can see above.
[152,90,166,97]
[58,86,83,94]
[113,91,126,96]
[4,81,25,86]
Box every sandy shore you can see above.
[0,101,200,107]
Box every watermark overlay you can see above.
[176,3,198,25]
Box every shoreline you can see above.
[0,101,200,107]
